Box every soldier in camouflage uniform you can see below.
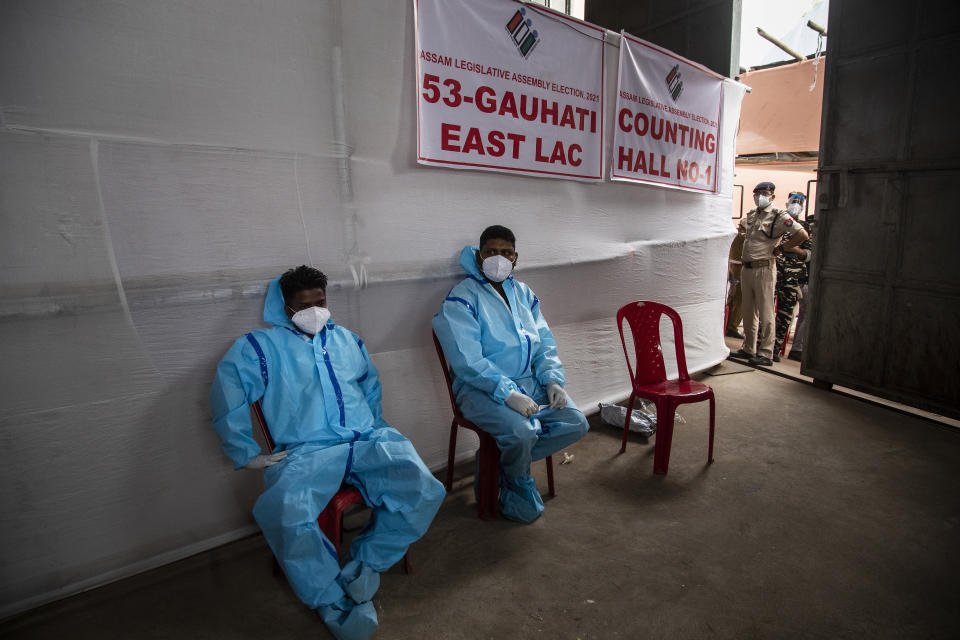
[773,192,814,361]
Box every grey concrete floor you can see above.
[3,365,959,639]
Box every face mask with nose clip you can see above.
[786,202,802,216]
[481,255,514,282]
[291,306,331,334]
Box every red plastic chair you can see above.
[780,326,792,357]
[616,301,715,474]
[251,400,411,573]
[769,293,798,357]
[432,331,555,520]
[779,304,801,357]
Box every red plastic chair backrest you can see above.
[431,331,462,417]
[251,400,276,452]
[616,301,691,387]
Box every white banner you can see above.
[414,0,605,181]
[612,32,723,193]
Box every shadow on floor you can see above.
[4,371,960,639]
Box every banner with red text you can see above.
[612,32,723,193]
[414,0,605,181]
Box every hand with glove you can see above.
[244,451,288,469]
[546,382,567,409]
[505,390,538,417]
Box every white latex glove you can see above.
[244,451,288,469]
[546,382,567,409]
[505,390,538,417]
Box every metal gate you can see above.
[805,1,960,419]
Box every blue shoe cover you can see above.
[498,476,544,523]
[319,598,378,640]
[338,559,380,604]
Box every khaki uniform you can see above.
[738,205,797,359]
[726,231,745,333]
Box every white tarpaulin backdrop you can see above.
[0,0,744,617]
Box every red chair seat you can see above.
[251,401,411,573]
[617,301,716,475]
[634,379,713,399]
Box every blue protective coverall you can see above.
[211,277,445,640]
[432,246,589,522]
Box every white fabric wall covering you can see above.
[0,0,745,617]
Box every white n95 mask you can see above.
[481,255,514,282]
[755,195,771,209]
[291,306,331,334]
[787,203,802,216]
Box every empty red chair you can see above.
[616,301,715,474]
[432,331,555,520]
[251,400,410,573]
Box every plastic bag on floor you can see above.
[599,401,657,437]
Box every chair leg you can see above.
[326,499,414,576]
[652,400,677,475]
[445,420,459,491]
[317,508,344,556]
[545,455,556,497]
[620,392,638,453]
[707,393,716,464]
[477,434,501,520]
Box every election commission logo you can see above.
[665,64,684,102]
[505,8,540,58]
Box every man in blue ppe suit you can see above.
[210,265,445,640]
[432,225,589,523]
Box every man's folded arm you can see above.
[526,290,565,388]
[355,337,390,429]
[433,298,520,403]
[210,339,268,469]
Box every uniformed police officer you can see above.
[729,182,809,366]
[773,192,813,361]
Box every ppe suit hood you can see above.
[459,245,485,280]
[264,276,296,330]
